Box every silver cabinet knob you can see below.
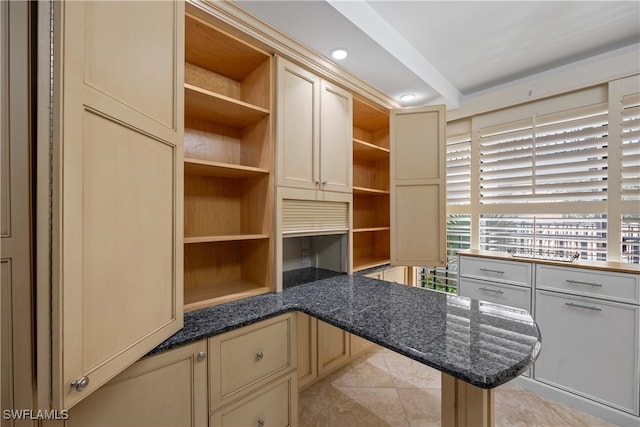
[197,351,206,361]
[70,376,89,392]
[321,179,327,185]
[257,419,265,427]
[256,351,264,360]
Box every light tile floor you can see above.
[299,346,617,427]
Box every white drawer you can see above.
[210,373,296,427]
[534,290,640,415]
[536,264,640,304]
[459,256,532,287]
[209,313,296,410]
[458,277,531,311]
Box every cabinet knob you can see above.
[70,376,89,392]
[256,351,264,360]
[197,351,206,361]
[321,179,327,185]
[257,418,265,427]
[314,180,320,185]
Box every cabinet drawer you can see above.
[534,290,640,415]
[458,277,531,311]
[209,313,296,409]
[459,256,532,287]
[210,373,296,427]
[536,264,640,304]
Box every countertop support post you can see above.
[442,373,495,427]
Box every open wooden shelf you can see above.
[184,281,270,312]
[353,227,390,233]
[185,84,269,128]
[352,97,391,275]
[184,234,269,244]
[183,12,273,310]
[184,158,269,178]
[353,186,390,195]
[184,239,271,310]
[353,139,390,161]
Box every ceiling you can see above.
[233,1,640,108]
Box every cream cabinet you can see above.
[317,321,350,377]
[276,57,352,193]
[296,312,318,389]
[534,265,640,415]
[40,1,185,410]
[209,313,298,426]
[61,340,208,427]
[390,105,446,267]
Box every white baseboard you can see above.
[512,376,640,427]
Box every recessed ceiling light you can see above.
[330,48,348,60]
[400,94,416,102]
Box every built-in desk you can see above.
[152,274,541,426]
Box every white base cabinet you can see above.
[458,252,640,423]
[535,290,640,415]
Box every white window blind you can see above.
[621,92,640,201]
[479,103,609,204]
[446,133,471,205]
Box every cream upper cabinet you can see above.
[45,1,184,410]
[276,57,352,193]
[390,105,446,267]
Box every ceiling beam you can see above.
[327,0,462,109]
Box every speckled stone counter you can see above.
[150,274,541,389]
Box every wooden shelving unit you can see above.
[183,13,273,311]
[352,97,391,271]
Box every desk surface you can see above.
[150,274,541,389]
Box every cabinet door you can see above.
[383,266,407,284]
[276,57,320,190]
[317,321,350,376]
[297,312,318,389]
[390,105,446,267]
[62,341,208,427]
[48,1,184,410]
[319,80,352,193]
[535,291,640,415]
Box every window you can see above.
[444,76,638,267]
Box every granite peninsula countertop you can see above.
[149,274,541,389]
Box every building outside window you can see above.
[417,76,639,294]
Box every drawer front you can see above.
[536,264,640,304]
[210,373,296,427]
[458,277,531,311]
[459,256,532,287]
[534,290,640,415]
[210,313,295,409]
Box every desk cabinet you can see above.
[535,265,640,415]
[61,341,208,427]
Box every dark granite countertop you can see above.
[149,274,541,389]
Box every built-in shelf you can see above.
[183,12,273,310]
[353,186,390,195]
[184,84,269,128]
[184,281,270,312]
[353,257,391,272]
[353,139,390,161]
[184,234,269,244]
[184,158,269,178]
[353,227,390,233]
